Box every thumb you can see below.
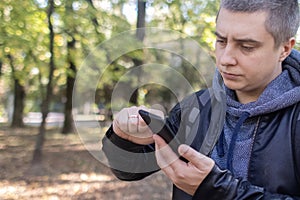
[178,144,215,170]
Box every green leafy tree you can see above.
[32,0,56,164]
[0,0,49,127]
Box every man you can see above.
[102,0,300,199]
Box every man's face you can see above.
[215,8,283,103]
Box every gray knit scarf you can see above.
[211,49,300,179]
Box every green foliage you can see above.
[0,0,219,117]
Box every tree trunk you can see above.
[130,0,146,105]
[32,111,47,163]
[11,79,25,127]
[61,38,76,134]
[136,0,146,41]
[7,54,25,128]
[32,0,55,164]
[0,60,2,76]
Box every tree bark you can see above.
[0,60,2,76]
[32,0,55,164]
[130,0,146,105]
[7,54,25,128]
[136,0,146,41]
[61,37,76,134]
[11,79,25,127]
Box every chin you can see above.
[223,81,238,90]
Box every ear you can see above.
[279,37,296,62]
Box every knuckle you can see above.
[118,121,127,128]
[119,124,127,131]
[129,106,138,112]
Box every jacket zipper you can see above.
[246,116,261,180]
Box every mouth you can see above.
[221,71,241,80]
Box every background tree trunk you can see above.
[0,60,2,77]
[130,0,146,105]
[32,0,55,164]
[61,37,76,134]
[7,54,25,128]
[11,79,25,127]
[136,0,146,41]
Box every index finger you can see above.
[154,134,181,168]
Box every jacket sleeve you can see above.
[192,165,300,200]
[102,100,185,181]
[102,125,159,181]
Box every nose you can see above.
[219,45,237,67]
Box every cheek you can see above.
[243,60,264,79]
[215,51,223,67]
[243,59,275,84]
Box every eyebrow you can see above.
[214,31,226,40]
[214,31,262,45]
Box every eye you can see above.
[216,39,227,47]
[241,45,255,52]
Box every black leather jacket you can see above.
[102,89,300,199]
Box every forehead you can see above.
[216,8,271,41]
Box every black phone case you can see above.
[138,109,188,162]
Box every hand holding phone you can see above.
[138,109,188,162]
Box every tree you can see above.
[32,0,55,164]
[61,36,76,134]
[129,0,146,105]
[0,0,44,127]
[8,54,25,127]
[59,1,79,134]
[0,0,220,135]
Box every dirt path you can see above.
[0,126,172,200]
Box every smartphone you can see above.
[138,109,188,162]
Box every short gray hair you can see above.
[219,0,300,47]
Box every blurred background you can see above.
[0,0,299,199]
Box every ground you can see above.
[0,125,172,200]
